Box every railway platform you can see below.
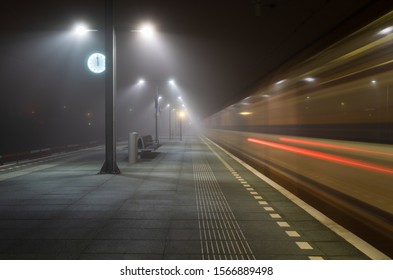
[0,136,387,260]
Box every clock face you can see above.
[87,53,105,73]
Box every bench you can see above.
[137,135,158,152]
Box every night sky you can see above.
[0,0,389,154]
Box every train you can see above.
[203,10,393,257]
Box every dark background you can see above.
[1,0,391,154]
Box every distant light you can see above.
[74,23,89,36]
[138,79,145,84]
[371,80,377,84]
[304,77,316,82]
[166,104,170,108]
[179,111,185,118]
[275,79,286,85]
[262,94,270,98]
[168,79,175,85]
[158,96,162,101]
[178,96,182,100]
[140,24,155,37]
[239,112,252,115]
[378,26,393,35]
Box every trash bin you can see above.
[128,132,139,164]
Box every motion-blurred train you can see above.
[204,10,393,257]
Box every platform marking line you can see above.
[286,231,301,237]
[200,136,322,260]
[296,242,313,250]
[202,136,390,260]
[246,188,254,191]
[193,151,255,260]
[270,213,282,219]
[277,221,290,228]
[309,256,324,260]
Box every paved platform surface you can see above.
[0,136,371,259]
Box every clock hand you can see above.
[96,56,99,66]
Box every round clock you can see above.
[87,53,105,73]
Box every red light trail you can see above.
[279,137,393,157]
[247,137,393,175]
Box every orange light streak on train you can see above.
[248,137,393,175]
[279,137,393,157]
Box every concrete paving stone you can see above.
[313,241,368,257]
[248,240,322,256]
[26,227,98,240]
[164,254,202,260]
[253,254,309,260]
[300,229,343,242]
[0,229,31,239]
[168,229,201,240]
[57,209,116,219]
[165,240,202,255]
[289,220,329,231]
[0,219,43,229]
[169,220,199,229]
[119,204,172,212]
[123,199,175,206]
[40,218,107,229]
[0,210,61,219]
[139,185,178,191]
[232,211,272,221]
[79,253,164,260]
[113,210,172,220]
[3,253,81,260]
[85,240,166,254]
[95,228,168,240]
[171,211,199,220]
[106,219,170,229]
[21,198,78,205]
[238,221,292,240]
[9,239,90,254]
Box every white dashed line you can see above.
[309,256,324,260]
[277,221,290,227]
[286,231,300,237]
[296,242,313,250]
[270,213,281,218]
[263,207,274,212]
[258,201,268,205]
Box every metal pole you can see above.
[169,108,172,140]
[180,115,182,141]
[100,0,120,174]
[155,85,159,144]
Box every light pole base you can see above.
[99,160,121,174]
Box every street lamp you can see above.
[75,0,155,174]
[137,79,176,144]
[99,0,120,174]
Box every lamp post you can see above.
[75,0,154,174]
[179,110,185,141]
[137,79,175,144]
[100,0,120,174]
